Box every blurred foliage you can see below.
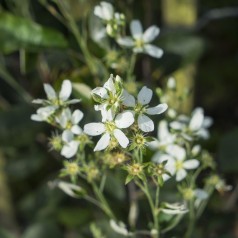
[0,0,237,237]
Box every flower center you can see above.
[130,163,143,176]
[175,160,184,170]
[66,163,79,176]
[135,38,144,48]
[134,103,145,114]
[105,121,116,133]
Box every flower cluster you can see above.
[84,74,167,151]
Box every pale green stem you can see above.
[184,200,195,238]
[127,53,137,82]
[100,173,107,192]
[91,182,115,220]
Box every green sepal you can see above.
[157,175,164,187]
[125,174,134,185]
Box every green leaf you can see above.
[0,228,15,238]
[0,12,68,54]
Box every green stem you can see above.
[136,180,159,238]
[91,182,115,220]
[184,200,195,238]
[127,53,136,82]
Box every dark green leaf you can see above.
[0,12,68,54]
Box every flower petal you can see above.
[113,129,129,148]
[104,75,115,93]
[189,108,204,131]
[122,90,136,107]
[94,133,110,151]
[115,111,134,128]
[183,159,200,170]
[59,80,72,101]
[146,103,168,115]
[143,25,160,43]
[194,189,208,200]
[138,114,154,132]
[84,123,105,136]
[44,84,56,100]
[72,110,83,124]
[61,141,79,158]
[176,169,187,181]
[137,86,153,105]
[91,87,109,99]
[143,44,163,58]
[130,20,143,39]
[62,130,74,142]
[32,99,44,104]
[117,37,134,47]
[71,125,82,135]
[170,121,184,130]
[166,145,186,161]
[100,1,114,20]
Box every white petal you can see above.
[59,80,72,101]
[94,133,110,151]
[71,125,82,135]
[158,120,169,140]
[67,99,81,104]
[94,6,104,19]
[32,99,44,104]
[146,103,168,115]
[196,129,210,139]
[137,86,153,105]
[91,87,109,99]
[44,84,56,100]
[117,37,134,47]
[170,121,184,130]
[144,44,163,58]
[84,123,105,136]
[130,20,143,39]
[31,114,43,121]
[62,130,74,142]
[143,25,160,43]
[176,169,187,181]
[113,129,129,148]
[104,75,115,93]
[189,108,204,131]
[72,110,83,124]
[202,117,213,128]
[61,141,79,158]
[100,1,114,20]
[138,114,154,132]
[115,111,134,128]
[122,90,136,107]
[194,189,208,200]
[166,145,186,161]
[183,159,200,170]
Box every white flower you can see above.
[152,145,200,181]
[148,120,176,150]
[92,74,123,121]
[57,181,83,198]
[94,2,125,36]
[31,105,57,122]
[117,20,163,58]
[84,111,134,151]
[194,189,208,207]
[170,107,213,140]
[31,80,80,122]
[110,220,132,236]
[57,108,83,135]
[61,130,80,158]
[122,86,168,132]
[161,202,188,215]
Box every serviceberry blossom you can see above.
[84,111,134,151]
[117,20,163,58]
[170,107,213,140]
[148,120,176,150]
[123,86,168,132]
[152,145,200,181]
[31,80,80,122]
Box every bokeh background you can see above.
[0,0,237,237]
